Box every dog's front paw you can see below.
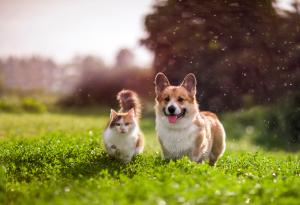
[190,155,199,162]
[121,155,132,164]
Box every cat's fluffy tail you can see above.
[117,90,142,119]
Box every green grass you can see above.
[0,112,299,205]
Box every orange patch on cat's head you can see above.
[109,108,135,128]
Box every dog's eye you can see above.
[178,97,184,102]
[164,96,170,102]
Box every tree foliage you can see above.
[142,0,300,111]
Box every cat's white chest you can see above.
[103,128,137,161]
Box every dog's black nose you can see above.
[168,105,176,114]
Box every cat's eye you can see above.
[178,96,184,102]
[115,123,121,126]
[125,123,130,126]
[164,96,170,102]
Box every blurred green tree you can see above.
[142,0,300,111]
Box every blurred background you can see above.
[0,0,299,150]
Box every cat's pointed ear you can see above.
[110,109,117,119]
[154,72,170,95]
[180,73,197,96]
[127,108,135,118]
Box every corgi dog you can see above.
[103,90,144,163]
[154,73,226,165]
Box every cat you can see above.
[103,90,144,163]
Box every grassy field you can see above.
[0,112,299,205]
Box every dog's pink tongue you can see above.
[168,115,177,124]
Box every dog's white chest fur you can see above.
[156,116,198,158]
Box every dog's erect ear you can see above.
[154,72,170,95]
[181,73,197,96]
[110,109,117,119]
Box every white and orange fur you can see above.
[154,73,226,165]
[103,90,144,163]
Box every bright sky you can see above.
[276,0,299,10]
[0,0,297,66]
[0,0,154,66]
